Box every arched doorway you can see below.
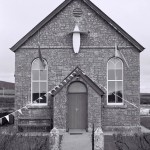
[68,81,87,130]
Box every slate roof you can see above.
[10,0,144,52]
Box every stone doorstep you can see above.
[69,129,87,134]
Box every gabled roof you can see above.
[48,66,105,97]
[10,0,144,52]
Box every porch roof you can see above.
[50,66,105,97]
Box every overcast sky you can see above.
[0,0,150,93]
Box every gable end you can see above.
[10,0,144,52]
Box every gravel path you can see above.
[61,133,92,150]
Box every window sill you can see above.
[28,104,49,109]
[103,104,127,109]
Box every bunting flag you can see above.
[38,42,46,70]
[18,109,23,115]
[5,115,9,122]
[23,106,28,110]
[115,43,121,58]
[63,80,67,83]
[52,88,56,91]
[59,83,63,86]
[55,85,60,88]
[48,91,52,95]
[115,43,129,68]
[70,74,74,77]
[0,66,139,124]
[120,51,130,68]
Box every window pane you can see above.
[32,58,48,104]
[108,61,115,70]
[40,82,47,103]
[32,82,39,103]
[40,70,47,80]
[108,69,115,80]
[116,69,122,80]
[32,59,40,70]
[116,81,123,103]
[32,70,39,80]
[108,81,115,103]
[68,82,87,93]
[116,61,122,69]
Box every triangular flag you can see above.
[70,74,74,77]
[11,112,16,116]
[55,85,60,88]
[115,43,121,58]
[68,76,71,80]
[82,71,86,75]
[114,43,129,68]
[18,109,23,115]
[120,51,130,68]
[48,91,52,95]
[38,42,46,70]
[72,71,76,74]
[63,80,67,83]
[24,106,28,110]
[59,83,63,86]
[5,115,9,122]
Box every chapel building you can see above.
[10,0,144,132]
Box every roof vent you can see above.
[73,8,83,17]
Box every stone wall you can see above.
[14,0,140,131]
[54,77,101,130]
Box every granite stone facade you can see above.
[11,0,144,132]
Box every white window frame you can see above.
[31,58,48,105]
[107,57,124,105]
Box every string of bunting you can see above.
[98,83,139,109]
[0,68,139,123]
[0,70,78,123]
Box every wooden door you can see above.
[68,82,87,130]
[68,93,87,129]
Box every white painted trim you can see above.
[31,58,48,105]
[107,57,124,105]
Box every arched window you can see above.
[31,58,48,104]
[107,57,123,105]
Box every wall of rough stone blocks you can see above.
[14,0,141,131]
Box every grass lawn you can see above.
[141,116,150,129]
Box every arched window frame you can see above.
[31,58,48,105]
[68,81,87,93]
[107,57,124,105]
